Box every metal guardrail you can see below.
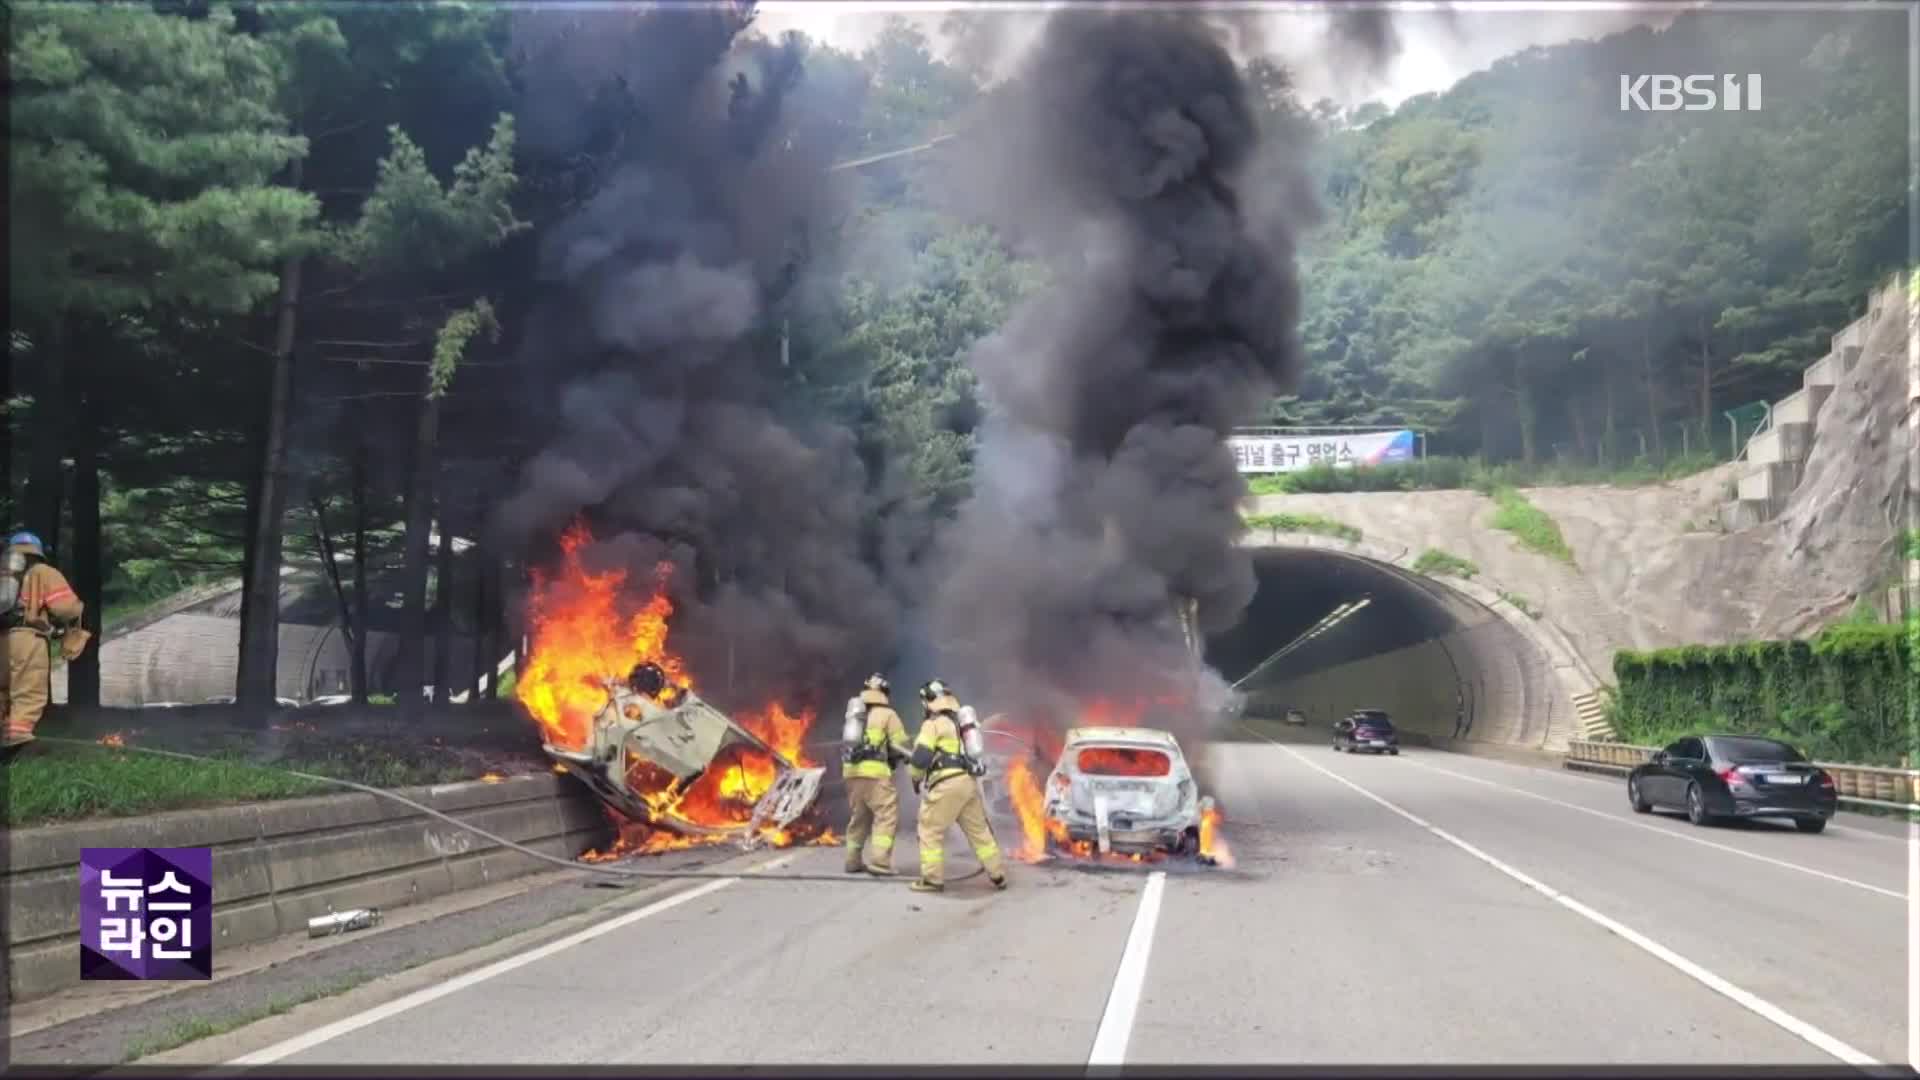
[1566,740,1920,812]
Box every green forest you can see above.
[5,3,1908,712]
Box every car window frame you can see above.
[1705,735,1803,764]
[1674,737,1705,762]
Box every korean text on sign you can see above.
[1227,430,1415,474]
[81,847,214,981]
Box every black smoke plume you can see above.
[1330,9,1401,69]
[493,6,905,714]
[933,11,1312,746]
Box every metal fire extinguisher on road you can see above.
[307,907,382,938]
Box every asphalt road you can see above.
[213,732,1909,1068]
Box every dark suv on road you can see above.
[1334,709,1399,755]
[1627,734,1838,832]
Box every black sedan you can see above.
[1627,734,1838,832]
[1334,710,1400,755]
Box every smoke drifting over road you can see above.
[494,6,904,712]
[934,11,1313,743]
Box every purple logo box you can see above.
[80,847,213,981]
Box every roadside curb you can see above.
[8,843,795,1067]
[3,773,608,1003]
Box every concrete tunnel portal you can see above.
[1204,546,1574,748]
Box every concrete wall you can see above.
[1247,618,1567,749]
[2,773,607,1002]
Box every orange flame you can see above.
[97,732,127,749]
[480,773,505,784]
[516,523,689,751]
[1004,755,1053,862]
[739,702,815,767]
[520,522,826,855]
[1199,802,1233,868]
[1075,746,1171,777]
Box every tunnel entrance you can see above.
[1205,547,1568,747]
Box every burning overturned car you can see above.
[516,528,831,855]
[539,661,826,850]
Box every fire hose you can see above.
[32,737,985,885]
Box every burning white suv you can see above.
[1041,726,1211,857]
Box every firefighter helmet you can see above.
[864,673,890,695]
[920,678,951,703]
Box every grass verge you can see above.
[1242,511,1362,543]
[1242,452,1725,497]
[1412,547,1479,579]
[6,742,472,827]
[122,971,377,1062]
[1488,488,1576,565]
[1497,590,1540,619]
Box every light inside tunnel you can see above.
[1231,596,1374,690]
[1206,547,1566,745]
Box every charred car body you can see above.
[1042,726,1212,857]
[540,663,826,849]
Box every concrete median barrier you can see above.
[2,773,610,1003]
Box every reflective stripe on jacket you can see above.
[910,713,968,786]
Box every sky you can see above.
[753,1,1684,109]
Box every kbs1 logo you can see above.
[1619,74,1763,112]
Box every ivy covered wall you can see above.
[1611,624,1912,765]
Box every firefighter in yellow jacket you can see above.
[841,674,910,875]
[2,531,88,750]
[908,679,1008,893]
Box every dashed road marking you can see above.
[1261,737,1878,1068]
[1401,756,1903,900]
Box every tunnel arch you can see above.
[1208,532,1602,750]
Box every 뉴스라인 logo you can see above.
[80,847,213,981]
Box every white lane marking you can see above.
[1271,742,1879,1067]
[227,854,798,1066]
[1436,748,1907,845]
[1086,870,1167,1068]
[1400,757,1904,900]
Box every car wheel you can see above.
[1333,741,1343,752]
[1628,777,1651,813]
[1686,783,1714,826]
[1388,748,1400,756]
[1794,818,1828,834]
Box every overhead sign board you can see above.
[1228,430,1416,474]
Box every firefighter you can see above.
[841,673,909,875]
[908,679,1008,893]
[2,531,87,750]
